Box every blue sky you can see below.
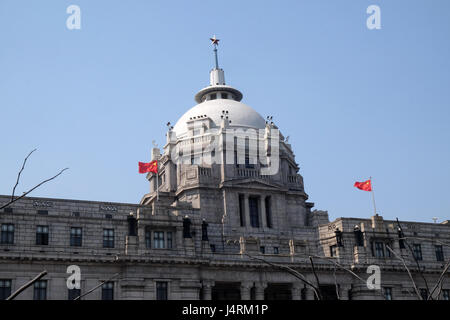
[0,0,449,223]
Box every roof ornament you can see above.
[210,35,220,69]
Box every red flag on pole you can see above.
[354,179,372,191]
[138,160,158,174]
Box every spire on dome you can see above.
[210,35,220,69]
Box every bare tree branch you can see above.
[427,258,450,300]
[73,273,120,300]
[386,244,422,300]
[6,270,47,300]
[243,252,321,300]
[309,256,323,300]
[0,168,69,210]
[307,254,387,300]
[396,218,431,296]
[11,148,36,202]
[333,264,340,300]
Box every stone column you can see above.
[291,283,303,300]
[339,285,350,300]
[259,196,267,228]
[304,287,316,300]
[202,281,214,300]
[254,282,267,300]
[240,281,253,300]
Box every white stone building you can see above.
[0,44,449,300]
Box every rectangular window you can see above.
[156,282,168,300]
[273,247,279,254]
[3,207,13,213]
[238,194,245,227]
[383,287,393,300]
[0,279,12,300]
[210,93,217,100]
[413,244,423,261]
[420,288,428,300]
[1,224,14,244]
[442,289,450,301]
[435,245,444,262]
[248,196,260,228]
[101,282,114,300]
[70,227,82,247]
[260,246,265,254]
[68,288,81,300]
[36,226,49,245]
[166,232,173,249]
[375,242,385,258]
[265,197,273,228]
[145,227,151,248]
[221,93,228,99]
[154,231,165,249]
[103,229,114,248]
[330,245,337,257]
[37,210,48,215]
[210,244,216,252]
[33,280,47,300]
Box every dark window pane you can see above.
[0,279,12,300]
[167,232,173,249]
[443,289,450,300]
[68,288,81,300]
[145,228,151,248]
[1,224,14,244]
[70,227,82,247]
[375,242,385,258]
[413,244,423,261]
[384,287,392,300]
[435,245,444,261]
[249,197,259,228]
[265,197,272,228]
[238,194,245,227]
[102,282,114,300]
[420,288,428,300]
[154,231,164,249]
[156,282,168,300]
[33,280,47,300]
[36,226,49,245]
[103,229,114,248]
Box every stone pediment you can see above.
[221,178,284,191]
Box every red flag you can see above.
[138,160,158,174]
[354,179,372,191]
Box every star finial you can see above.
[210,35,220,46]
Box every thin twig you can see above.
[73,273,120,300]
[6,270,47,300]
[309,256,322,300]
[386,245,422,300]
[333,264,340,300]
[396,218,431,297]
[0,168,69,210]
[244,253,320,300]
[11,149,36,202]
[427,258,450,300]
[307,254,387,300]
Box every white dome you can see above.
[173,99,266,137]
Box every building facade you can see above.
[1,47,449,300]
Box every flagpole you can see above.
[370,176,377,215]
[156,160,159,201]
